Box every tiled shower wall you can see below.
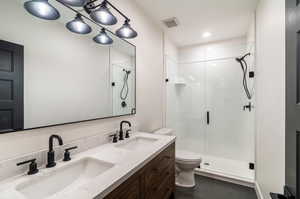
[166,37,255,163]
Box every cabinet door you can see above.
[144,144,175,199]
[156,174,175,199]
[104,174,141,199]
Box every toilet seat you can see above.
[176,150,202,163]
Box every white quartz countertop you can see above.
[0,132,176,199]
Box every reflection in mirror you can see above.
[110,46,135,116]
[0,0,136,133]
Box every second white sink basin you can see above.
[115,136,158,150]
[16,158,114,199]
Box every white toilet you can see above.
[154,128,202,188]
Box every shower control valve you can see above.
[243,102,253,112]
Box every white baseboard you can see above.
[255,181,264,199]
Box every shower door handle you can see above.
[206,111,210,125]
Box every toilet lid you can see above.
[176,150,202,162]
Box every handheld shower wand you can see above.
[120,69,131,108]
[236,53,252,100]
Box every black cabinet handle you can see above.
[206,111,210,125]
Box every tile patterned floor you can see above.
[175,175,257,199]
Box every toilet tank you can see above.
[153,128,174,136]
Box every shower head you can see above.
[235,57,242,63]
[123,68,131,74]
[236,53,251,63]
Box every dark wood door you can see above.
[0,40,24,133]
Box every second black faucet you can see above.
[46,134,63,168]
[119,121,131,140]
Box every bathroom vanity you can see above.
[0,133,176,199]
[104,142,175,199]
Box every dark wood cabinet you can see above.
[104,143,175,199]
[104,172,141,199]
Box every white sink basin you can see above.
[115,136,158,150]
[16,158,114,199]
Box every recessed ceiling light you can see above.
[202,32,211,38]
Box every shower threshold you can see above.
[195,155,255,187]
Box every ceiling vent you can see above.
[162,17,179,28]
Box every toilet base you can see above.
[176,169,196,188]
[176,181,196,188]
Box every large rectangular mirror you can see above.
[0,0,136,133]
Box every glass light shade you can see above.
[24,0,60,20]
[116,20,137,39]
[90,4,117,25]
[93,28,113,45]
[58,0,87,7]
[66,14,92,34]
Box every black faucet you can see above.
[46,134,63,168]
[119,121,131,140]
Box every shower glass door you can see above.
[165,49,255,182]
[204,58,255,180]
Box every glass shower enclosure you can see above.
[165,40,255,183]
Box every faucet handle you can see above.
[109,133,118,143]
[65,146,78,151]
[63,146,78,162]
[125,129,132,138]
[17,158,39,175]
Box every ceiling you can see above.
[133,0,259,47]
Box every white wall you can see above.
[0,0,166,161]
[109,0,165,131]
[255,0,285,198]
[164,35,179,61]
[163,35,179,127]
[179,37,248,62]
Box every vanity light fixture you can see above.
[85,0,138,39]
[24,0,60,20]
[93,28,113,45]
[24,0,138,42]
[58,0,87,7]
[66,14,92,34]
[90,1,117,25]
[116,20,138,39]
